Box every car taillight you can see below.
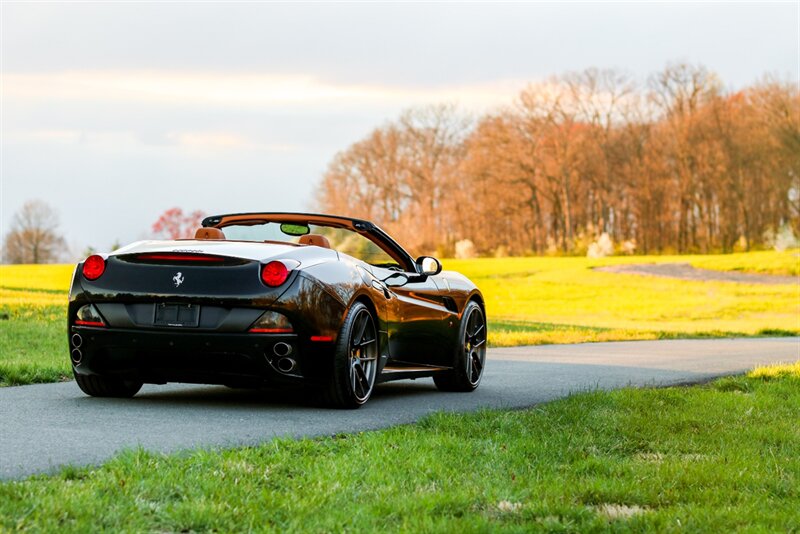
[75,304,106,327]
[261,261,289,287]
[82,255,106,280]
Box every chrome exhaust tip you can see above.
[276,357,297,373]
[71,333,83,348]
[273,342,292,357]
[71,348,83,365]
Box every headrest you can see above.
[298,234,331,249]
[194,228,226,240]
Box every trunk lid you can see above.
[79,240,301,305]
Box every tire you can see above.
[434,301,487,392]
[73,372,143,398]
[322,302,379,409]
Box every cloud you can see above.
[9,128,298,152]
[4,71,526,112]
[164,132,296,152]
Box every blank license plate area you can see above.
[154,303,200,327]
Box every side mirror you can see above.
[417,256,442,276]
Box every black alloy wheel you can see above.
[433,300,486,392]
[323,302,379,408]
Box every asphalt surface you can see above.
[1,337,798,480]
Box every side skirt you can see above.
[377,363,451,384]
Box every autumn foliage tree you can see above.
[152,208,206,240]
[318,64,799,257]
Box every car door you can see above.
[369,265,454,367]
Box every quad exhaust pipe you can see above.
[276,357,297,373]
[268,343,297,373]
[273,342,292,357]
[70,334,84,364]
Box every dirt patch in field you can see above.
[595,263,799,285]
[595,504,648,520]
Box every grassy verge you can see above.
[1,363,798,532]
[0,304,70,386]
[487,319,797,347]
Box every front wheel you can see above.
[74,372,143,398]
[434,301,486,392]
[322,302,379,408]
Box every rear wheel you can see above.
[434,301,486,392]
[74,372,143,398]
[322,302,379,408]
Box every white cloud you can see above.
[8,128,299,153]
[4,71,526,112]
[164,132,296,152]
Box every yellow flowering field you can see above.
[444,251,799,346]
[0,264,75,292]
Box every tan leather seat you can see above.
[298,234,331,248]
[194,227,226,240]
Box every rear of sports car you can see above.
[68,242,346,392]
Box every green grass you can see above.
[0,304,70,386]
[488,319,798,347]
[1,252,798,386]
[2,364,798,532]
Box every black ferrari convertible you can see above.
[68,212,486,408]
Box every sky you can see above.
[1,1,798,259]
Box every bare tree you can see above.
[648,63,722,252]
[397,105,471,252]
[3,200,66,264]
[319,105,468,255]
[563,69,635,237]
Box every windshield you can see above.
[220,222,403,270]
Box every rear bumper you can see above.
[69,325,333,387]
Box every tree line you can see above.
[317,64,799,257]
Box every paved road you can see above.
[1,337,797,479]
[595,263,799,285]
